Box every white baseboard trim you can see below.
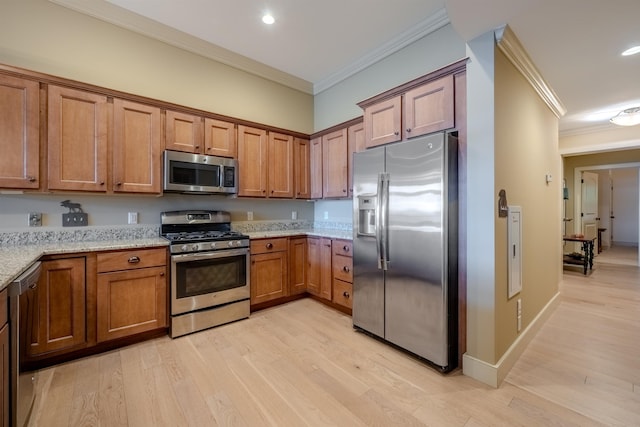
[462,291,561,387]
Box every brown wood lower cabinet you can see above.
[307,237,332,300]
[0,289,8,427]
[288,237,307,296]
[21,248,168,369]
[250,238,289,305]
[96,266,167,342]
[24,257,88,358]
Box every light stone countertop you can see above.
[0,226,352,292]
[0,238,169,292]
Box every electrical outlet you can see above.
[128,212,138,224]
[28,212,42,227]
[291,211,297,220]
[323,211,329,220]
[247,211,253,221]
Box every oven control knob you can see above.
[181,244,189,252]
[191,244,199,252]
[210,242,217,249]
[228,241,234,247]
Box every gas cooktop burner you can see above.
[160,210,250,254]
[164,230,246,242]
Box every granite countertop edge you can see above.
[0,229,352,292]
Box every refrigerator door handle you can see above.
[376,173,384,269]
[380,172,390,270]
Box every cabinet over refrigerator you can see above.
[352,131,458,372]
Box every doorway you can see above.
[574,163,640,266]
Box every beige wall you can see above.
[494,49,561,360]
[0,0,313,134]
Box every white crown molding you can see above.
[559,122,619,137]
[314,9,451,95]
[495,25,566,118]
[49,0,314,94]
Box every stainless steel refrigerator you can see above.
[352,131,458,372]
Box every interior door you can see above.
[581,171,599,241]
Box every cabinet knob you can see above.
[116,182,122,186]
[342,189,347,193]
[343,266,350,273]
[343,291,350,298]
[343,245,350,253]
[406,128,411,133]
[266,243,273,249]
[128,256,140,264]
[394,131,399,136]
[100,181,105,185]
[195,145,200,149]
[27,176,36,183]
[160,272,165,276]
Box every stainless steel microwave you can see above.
[163,150,238,195]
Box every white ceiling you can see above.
[51,0,640,134]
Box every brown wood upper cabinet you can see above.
[293,137,311,199]
[347,122,365,198]
[237,126,295,198]
[0,75,39,189]
[165,110,237,158]
[363,74,455,148]
[112,99,161,194]
[322,129,348,198]
[310,137,323,199]
[47,85,108,192]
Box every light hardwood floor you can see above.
[29,262,639,426]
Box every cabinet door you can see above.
[47,85,108,191]
[364,96,401,148]
[237,125,268,197]
[307,237,331,300]
[322,129,348,198]
[267,132,294,198]
[112,99,161,194]
[289,237,307,295]
[404,75,454,138]
[0,323,7,427]
[24,257,87,357]
[204,118,236,158]
[165,110,203,153]
[294,138,310,199]
[97,266,167,342]
[250,251,288,304]
[310,137,323,199]
[320,238,333,300]
[0,75,39,189]
[347,122,365,198]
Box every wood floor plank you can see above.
[28,245,639,426]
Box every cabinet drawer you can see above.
[250,238,288,254]
[332,279,353,309]
[332,254,353,282]
[332,240,352,257]
[97,247,166,273]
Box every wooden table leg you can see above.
[581,241,589,275]
[588,240,594,270]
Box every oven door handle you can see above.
[171,248,249,263]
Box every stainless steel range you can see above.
[161,210,250,338]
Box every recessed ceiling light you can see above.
[262,14,275,25]
[622,45,640,56]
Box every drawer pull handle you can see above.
[266,243,273,249]
[343,291,350,298]
[343,266,350,273]
[27,176,37,183]
[343,245,350,253]
[128,256,140,264]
